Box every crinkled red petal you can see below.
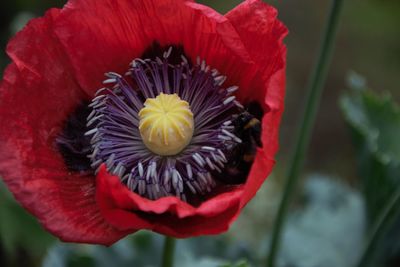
[0,9,128,245]
[96,164,242,237]
[52,0,253,96]
[225,0,288,207]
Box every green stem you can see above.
[266,0,344,266]
[161,236,176,267]
[355,189,400,267]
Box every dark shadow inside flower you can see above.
[56,102,93,174]
[56,43,263,205]
[140,42,193,67]
[246,101,264,121]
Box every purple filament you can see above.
[85,48,243,201]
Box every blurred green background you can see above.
[0,1,399,267]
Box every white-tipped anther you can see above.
[227,86,239,93]
[138,162,144,177]
[85,128,98,136]
[223,96,236,105]
[103,78,117,84]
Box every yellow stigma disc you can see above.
[138,93,194,156]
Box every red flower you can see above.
[0,0,287,245]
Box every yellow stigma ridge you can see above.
[138,93,194,156]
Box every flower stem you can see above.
[355,189,400,267]
[161,236,176,267]
[266,0,344,266]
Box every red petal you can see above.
[226,0,287,103]
[96,165,242,237]
[0,9,128,245]
[52,0,253,96]
[225,0,287,206]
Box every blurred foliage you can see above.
[0,180,55,267]
[341,73,400,223]
[220,261,250,267]
[341,73,400,267]
[275,174,365,267]
[41,231,251,267]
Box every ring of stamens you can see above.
[85,48,243,201]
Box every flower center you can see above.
[55,45,262,202]
[138,93,194,156]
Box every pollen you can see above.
[138,93,194,156]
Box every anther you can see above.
[186,163,193,179]
[201,60,206,71]
[156,57,163,65]
[103,78,117,84]
[138,180,146,195]
[217,149,227,162]
[181,55,188,64]
[234,100,244,109]
[192,153,205,167]
[164,47,173,58]
[223,96,236,105]
[87,114,104,127]
[186,182,197,194]
[138,162,144,177]
[85,128,98,136]
[214,76,226,86]
[205,157,215,170]
[218,134,231,141]
[227,86,239,93]
[105,72,122,78]
[163,169,171,185]
[198,173,208,185]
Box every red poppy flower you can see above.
[0,0,287,245]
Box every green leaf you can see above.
[340,74,400,222]
[0,180,55,265]
[340,72,400,267]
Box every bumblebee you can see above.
[215,111,262,184]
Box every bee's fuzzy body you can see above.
[214,112,262,184]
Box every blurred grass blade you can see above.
[356,189,400,267]
[161,236,176,267]
[266,1,344,266]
